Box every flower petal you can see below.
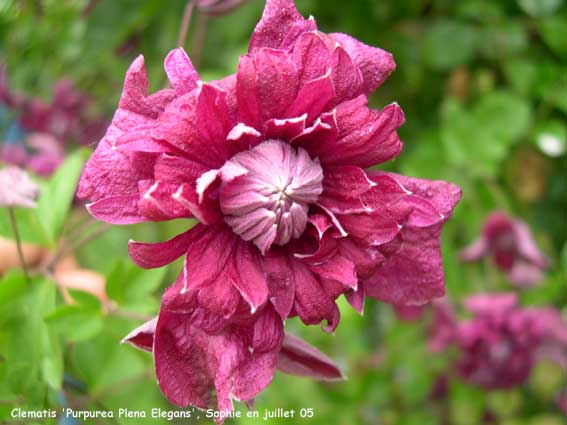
[164,48,199,95]
[364,223,447,306]
[129,228,196,269]
[277,333,344,380]
[121,318,157,352]
[330,32,396,95]
[87,195,147,224]
[261,252,296,320]
[230,240,269,314]
[249,0,313,52]
[137,180,191,221]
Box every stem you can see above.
[177,0,196,48]
[7,208,30,284]
[190,13,209,68]
[44,223,111,273]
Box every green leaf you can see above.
[45,305,103,342]
[0,279,59,397]
[106,260,167,305]
[0,206,49,246]
[0,271,27,312]
[441,92,532,178]
[517,0,563,17]
[36,149,90,246]
[473,91,532,142]
[41,332,63,390]
[422,21,478,70]
[503,59,537,94]
[67,288,102,310]
[538,16,567,57]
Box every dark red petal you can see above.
[330,32,396,95]
[319,102,405,167]
[173,183,221,225]
[121,318,157,352]
[230,240,270,313]
[264,115,307,141]
[345,285,365,314]
[153,311,216,409]
[154,153,208,186]
[291,258,339,331]
[365,224,446,306]
[277,333,344,380]
[323,165,374,199]
[249,0,312,52]
[285,71,335,122]
[329,45,364,104]
[128,228,196,269]
[137,180,191,221]
[196,83,235,162]
[261,252,296,320]
[87,195,147,225]
[292,31,332,84]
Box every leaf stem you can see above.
[7,207,30,284]
[177,0,196,48]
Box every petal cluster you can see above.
[430,294,567,389]
[459,211,549,286]
[78,0,461,417]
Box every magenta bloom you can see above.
[0,166,39,209]
[1,70,107,147]
[430,294,567,390]
[78,0,460,415]
[0,132,66,177]
[459,211,550,287]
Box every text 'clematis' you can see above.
[78,0,461,418]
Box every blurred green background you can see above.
[0,0,565,424]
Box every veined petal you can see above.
[87,195,147,225]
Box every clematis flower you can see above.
[0,166,39,208]
[459,211,550,287]
[430,293,567,390]
[0,126,66,177]
[1,68,107,147]
[78,0,460,416]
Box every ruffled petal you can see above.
[313,97,405,167]
[78,55,175,202]
[291,258,339,331]
[237,49,299,127]
[364,223,447,306]
[249,0,314,52]
[329,32,396,95]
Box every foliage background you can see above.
[0,0,565,424]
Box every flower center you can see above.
[218,140,324,254]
